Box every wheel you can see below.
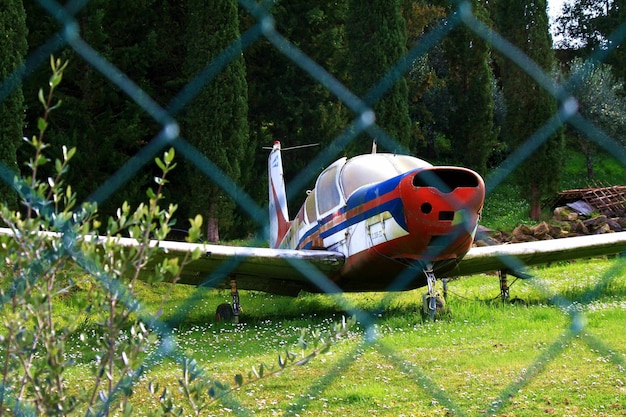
[215,303,234,322]
[421,293,448,320]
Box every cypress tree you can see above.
[346,0,412,154]
[183,0,249,242]
[401,1,446,159]
[494,0,564,220]
[442,0,496,175]
[0,0,27,209]
[22,0,165,215]
[244,0,349,207]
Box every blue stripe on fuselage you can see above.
[320,198,405,239]
[298,173,413,249]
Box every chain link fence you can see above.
[1,0,626,415]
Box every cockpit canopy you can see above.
[304,153,433,222]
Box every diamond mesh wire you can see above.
[1,0,625,415]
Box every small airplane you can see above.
[2,141,626,322]
[140,141,626,321]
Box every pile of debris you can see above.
[553,184,626,218]
[476,184,626,245]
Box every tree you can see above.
[21,2,257,237]
[22,0,167,216]
[555,0,626,81]
[0,0,27,209]
[494,0,565,221]
[346,0,412,154]
[441,0,497,175]
[182,0,249,242]
[565,58,626,177]
[401,1,448,160]
[243,0,349,207]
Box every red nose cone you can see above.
[400,167,485,260]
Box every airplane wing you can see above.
[125,231,626,294]
[449,231,626,277]
[2,226,625,295]
[0,227,344,296]
[148,239,345,294]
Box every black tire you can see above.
[215,303,234,322]
[421,293,448,320]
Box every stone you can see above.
[583,215,608,232]
[532,222,551,238]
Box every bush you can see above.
[0,56,202,416]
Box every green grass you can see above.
[481,181,533,231]
[4,150,625,416]
[560,149,626,189]
[51,257,626,416]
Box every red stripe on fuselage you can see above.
[295,186,402,250]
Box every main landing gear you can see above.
[499,270,510,302]
[498,269,532,304]
[419,268,531,319]
[215,278,241,323]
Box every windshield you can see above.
[340,154,432,199]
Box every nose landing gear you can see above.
[422,265,448,320]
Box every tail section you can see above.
[268,141,290,248]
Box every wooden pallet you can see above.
[554,184,626,215]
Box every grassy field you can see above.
[56,256,626,416]
[4,150,624,416]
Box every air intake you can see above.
[412,169,480,193]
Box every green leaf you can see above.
[36,155,49,167]
[62,145,76,161]
[298,337,308,350]
[163,258,180,276]
[49,70,63,88]
[37,117,48,133]
[234,374,244,387]
[155,157,166,171]
[164,148,175,164]
[38,88,46,107]
[186,214,203,243]
[49,99,63,111]
[191,247,203,260]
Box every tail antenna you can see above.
[262,142,319,151]
[371,141,377,154]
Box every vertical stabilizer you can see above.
[268,141,290,248]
